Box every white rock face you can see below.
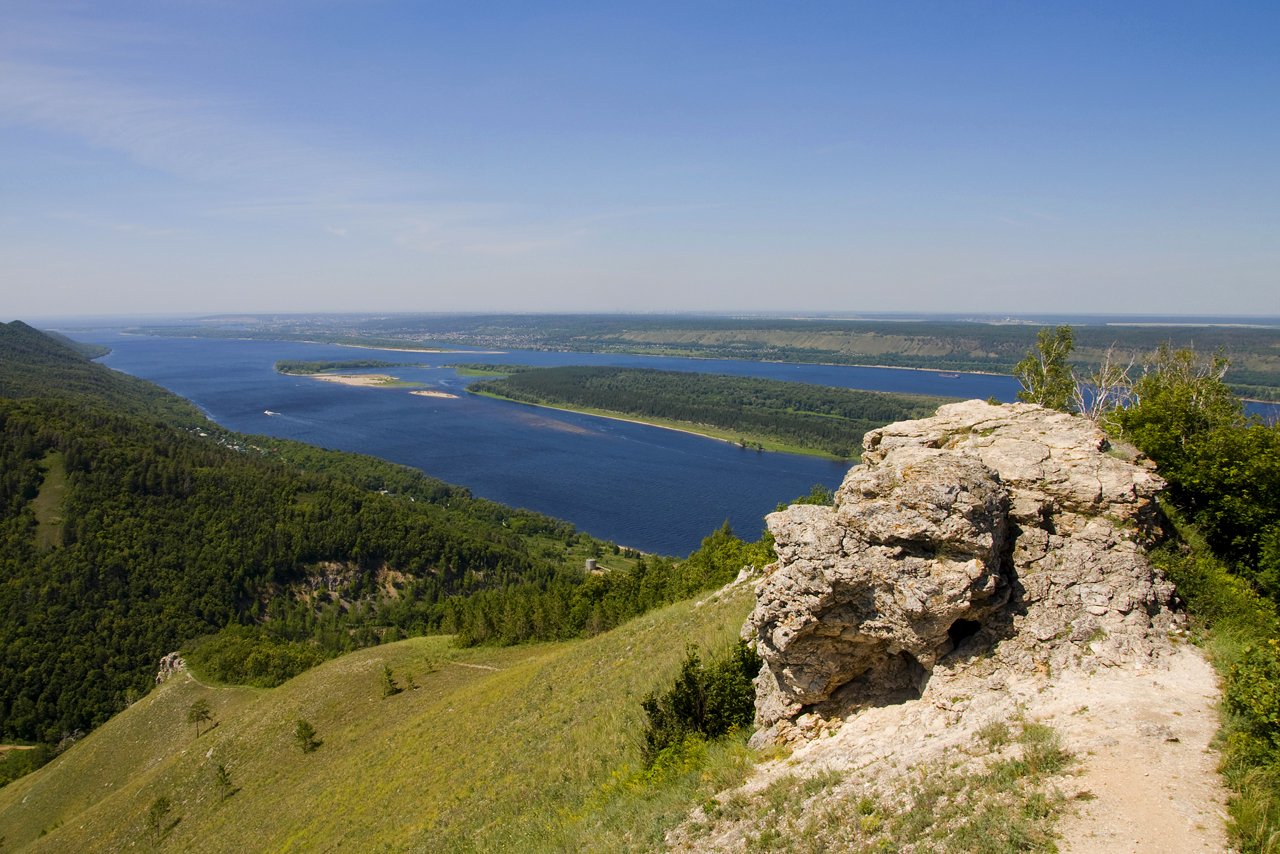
[747,400,1180,733]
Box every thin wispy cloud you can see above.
[6,2,1268,315]
[0,8,714,269]
[0,59,388,195]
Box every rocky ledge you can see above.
[747,399,1183,737]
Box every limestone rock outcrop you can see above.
[747,400,1181,731]
[155,651,186,684]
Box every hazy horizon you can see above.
[13,310,1280,332]
[2,2,1277,317]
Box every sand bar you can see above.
[410,390,459,399]
[313,374,399,387]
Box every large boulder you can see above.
[747,400,1180,729]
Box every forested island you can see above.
[275,359,418,375]
[460,364,958,458]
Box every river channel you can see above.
[74,331,1024,555]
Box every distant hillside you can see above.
[0,589,755,853]
[41,330,111,360]
[0,321,203,426]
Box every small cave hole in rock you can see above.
[948,618,982,644]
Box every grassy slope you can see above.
[0,587,754,853]
[31,450,66,551]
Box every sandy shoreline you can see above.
[312,373,401,386]
[305,374,459,397]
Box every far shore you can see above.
[327,342,505,355]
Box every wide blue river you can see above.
[71,331,1021,554]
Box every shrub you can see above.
[214,763,234,798]
[641,640,762,766]
[1226,640,1280,757]
[294,719,321,754]
[382,664,402,698]
[1151,513,1280,853]
[147,795,172,838]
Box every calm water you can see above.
[72,331,1018,555]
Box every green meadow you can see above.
[0,588,756,853]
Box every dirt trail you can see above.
[1050,648,1230,853]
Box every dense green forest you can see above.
[468,365,956,458]
[448,362,535,375]
[136,313,1280,398]
[275,359,419,375]
[445,521,774,647]
[0,394,581,744]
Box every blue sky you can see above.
[1,1,1277,317]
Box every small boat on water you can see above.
[937,372,960,379]
[264,410,280,416]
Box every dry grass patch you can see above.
[679,720,1076,854]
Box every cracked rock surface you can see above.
[747,400,1182,734]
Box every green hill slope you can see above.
[0,586,755,853]
[0,320,204,426]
